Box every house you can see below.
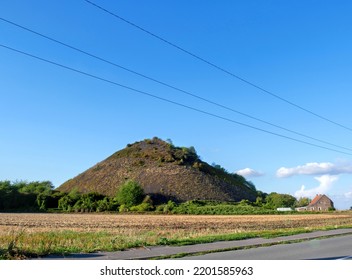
[296,194,334,211]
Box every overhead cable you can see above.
[1,17,351,152]
[83,0,352,133]
[1,43,352,156]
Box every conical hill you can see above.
[58,137,257,203]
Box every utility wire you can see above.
[84,0,352,133]
[1,17,351,153]
[1,43,352,156]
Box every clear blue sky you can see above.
[1,0,352,209]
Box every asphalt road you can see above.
[182,234,352,260]
[40,229,352,260]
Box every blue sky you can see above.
[1,0,352,209]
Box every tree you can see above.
[211,163,227,172]
[76,193,104,212]
[96,197,117,212]
[265,192,297,209]
[58,188,81,212]
[255,196,264,207]
[18,181,54,195]
[0,181,11,209]
[36,192,50,211]
[166,138,174,146]
[116,180,144,207]
[58,195,75,211]
[295,197,311,207]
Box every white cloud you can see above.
[344,191,352,199]
[235,168,264,178]
[276,162,352,178]
[328,192,352,210]
[294,175,338,198]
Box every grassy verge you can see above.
[1,225,352,259]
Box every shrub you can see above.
[116,180,144,207]
[119,204,129,212]
[130,202,153,212]
[96,197,118,212]
[155,204,166,212]
[265,192,297,209]
[58,195,75,211]
[168,200,278,215]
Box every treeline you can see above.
[0,180,151,212]
[0,180,116,212]
[0,180,311,214]
[0,180,57,211]
[156,193,312,215]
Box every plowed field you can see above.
[1,212,352,257]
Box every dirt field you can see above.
[1,212,352,257]
[1,212,352,234]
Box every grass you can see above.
[1,212,352,259]
[0,230,142,259]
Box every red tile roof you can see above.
[308,194,333,207]
[308,194,323,206]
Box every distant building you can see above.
[296,194,334,211]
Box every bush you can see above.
[265,192,297,209]
[130,202,153,212]
[58,189,82,212]
[96,197,118,212]
[116,180,144,207]
[119,204,129,212]
[167,200,278,215]
[155,204,166,212]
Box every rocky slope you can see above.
[58,137,257,203]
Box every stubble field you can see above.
[1,212,352,258]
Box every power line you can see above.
[1,17,351,153]
[1,43,352,156]
[83,0,352,133]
